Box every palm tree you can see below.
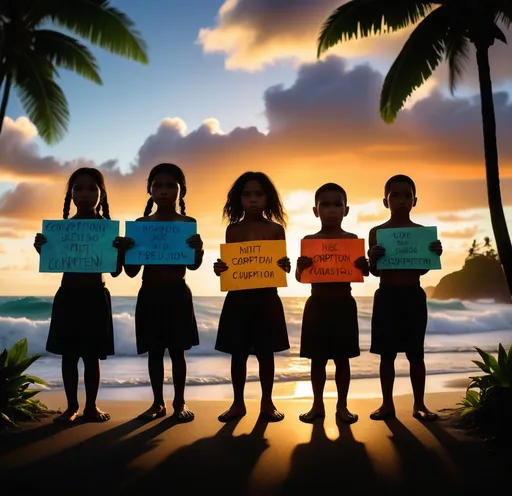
[317,0,512,297]
[0,0,148,144]
[467,239,480,259]
[483,236,498,259]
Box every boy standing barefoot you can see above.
[368,175,442,421]
[296,183,369,424]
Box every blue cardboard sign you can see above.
[39,219,119,273]
[376,226,441,270]
[125,221,197,265]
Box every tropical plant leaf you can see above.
[21,390,40,400]
[5,376,32,395]
[0,411,16,427]
[318,0,436,57]
[498,343,508,369]
[475,347,495,371]
[28,398,48,411]
[472,360,491,373]
[11,405,37,421]
[14,55,69,144]
[380,5,451,123]
[459,406,478,417]
[11,354,43,377]
[25,375,48,387]
[445,29,470,94]
[0,349,7,369]
[487,353,500,374]
[46,0,148,64]
[33,30,102,84]
[465,389,481,405]
[6,338,28,367]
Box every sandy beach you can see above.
[1,387,509,495]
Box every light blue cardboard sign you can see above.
[40,219,119,273]
[125,221,197,265]
[376,226,441,270]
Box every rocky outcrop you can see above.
[432,255,511,303]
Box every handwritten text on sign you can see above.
[125,221,196,265]
[376,226,441,270]
[39,219,119,273]
[300,238,365,283]
[220,240,287,291]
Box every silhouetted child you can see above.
[368,174,442,421]
[214,172,291,423]
[34,167,127,423]
[296,183,369,424]
[123,163,203,423]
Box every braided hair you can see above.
[143,163,187,216]
[63,167,111,219]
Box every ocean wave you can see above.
[427,299,468,311]
[39,366,481,389]
[0,296,53,320]
[1,296,511,357]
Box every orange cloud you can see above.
[357,211,388,223]
[198,0,412,71]
[440,226,479,239]
[2,56,512,235]
[437,213,483,222]
[198,0,512,92]
[0,230,25,238]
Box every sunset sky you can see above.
[1,0,512,298]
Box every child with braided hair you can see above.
[33,167,128,423]
[123,163,204,423]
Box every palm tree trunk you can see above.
[0,74,12,135]
[476,46,512,299]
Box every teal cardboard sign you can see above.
[40,219,119,273]
[125,221,196,265]
[376,226,441,270]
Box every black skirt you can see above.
[46,284,114,360]
[135,280,199,354]
[215,288,290,355]
[370,284,428,357]
[300,284,360,360]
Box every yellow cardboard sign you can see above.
[220,240,288,291]
[300,238,365,283]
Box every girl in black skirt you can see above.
[296,183,369,425]
[214,172,291,423]
[124,163,203,423]
[34,167,128,423]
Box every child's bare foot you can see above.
[83,407,111,422]
[413,405,438,422]
[336,405,358,424]
[369,405,396,421]
[218,402,246,422]
[260,400,284,422]
[173,404,195,423]
[299,405,325,424]
[53,407,79,423]
[137,404,167,421]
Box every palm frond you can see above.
[380,6,451,123]
[445,30,470,94]
[46,1,148,64]
[14,56,69,144]
[495,0,512,28]
[318,0,437,57]
[33,30,102,84]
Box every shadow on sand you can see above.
[1,415,178,492]
[279,417,377,495]
[121,416,270,494]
